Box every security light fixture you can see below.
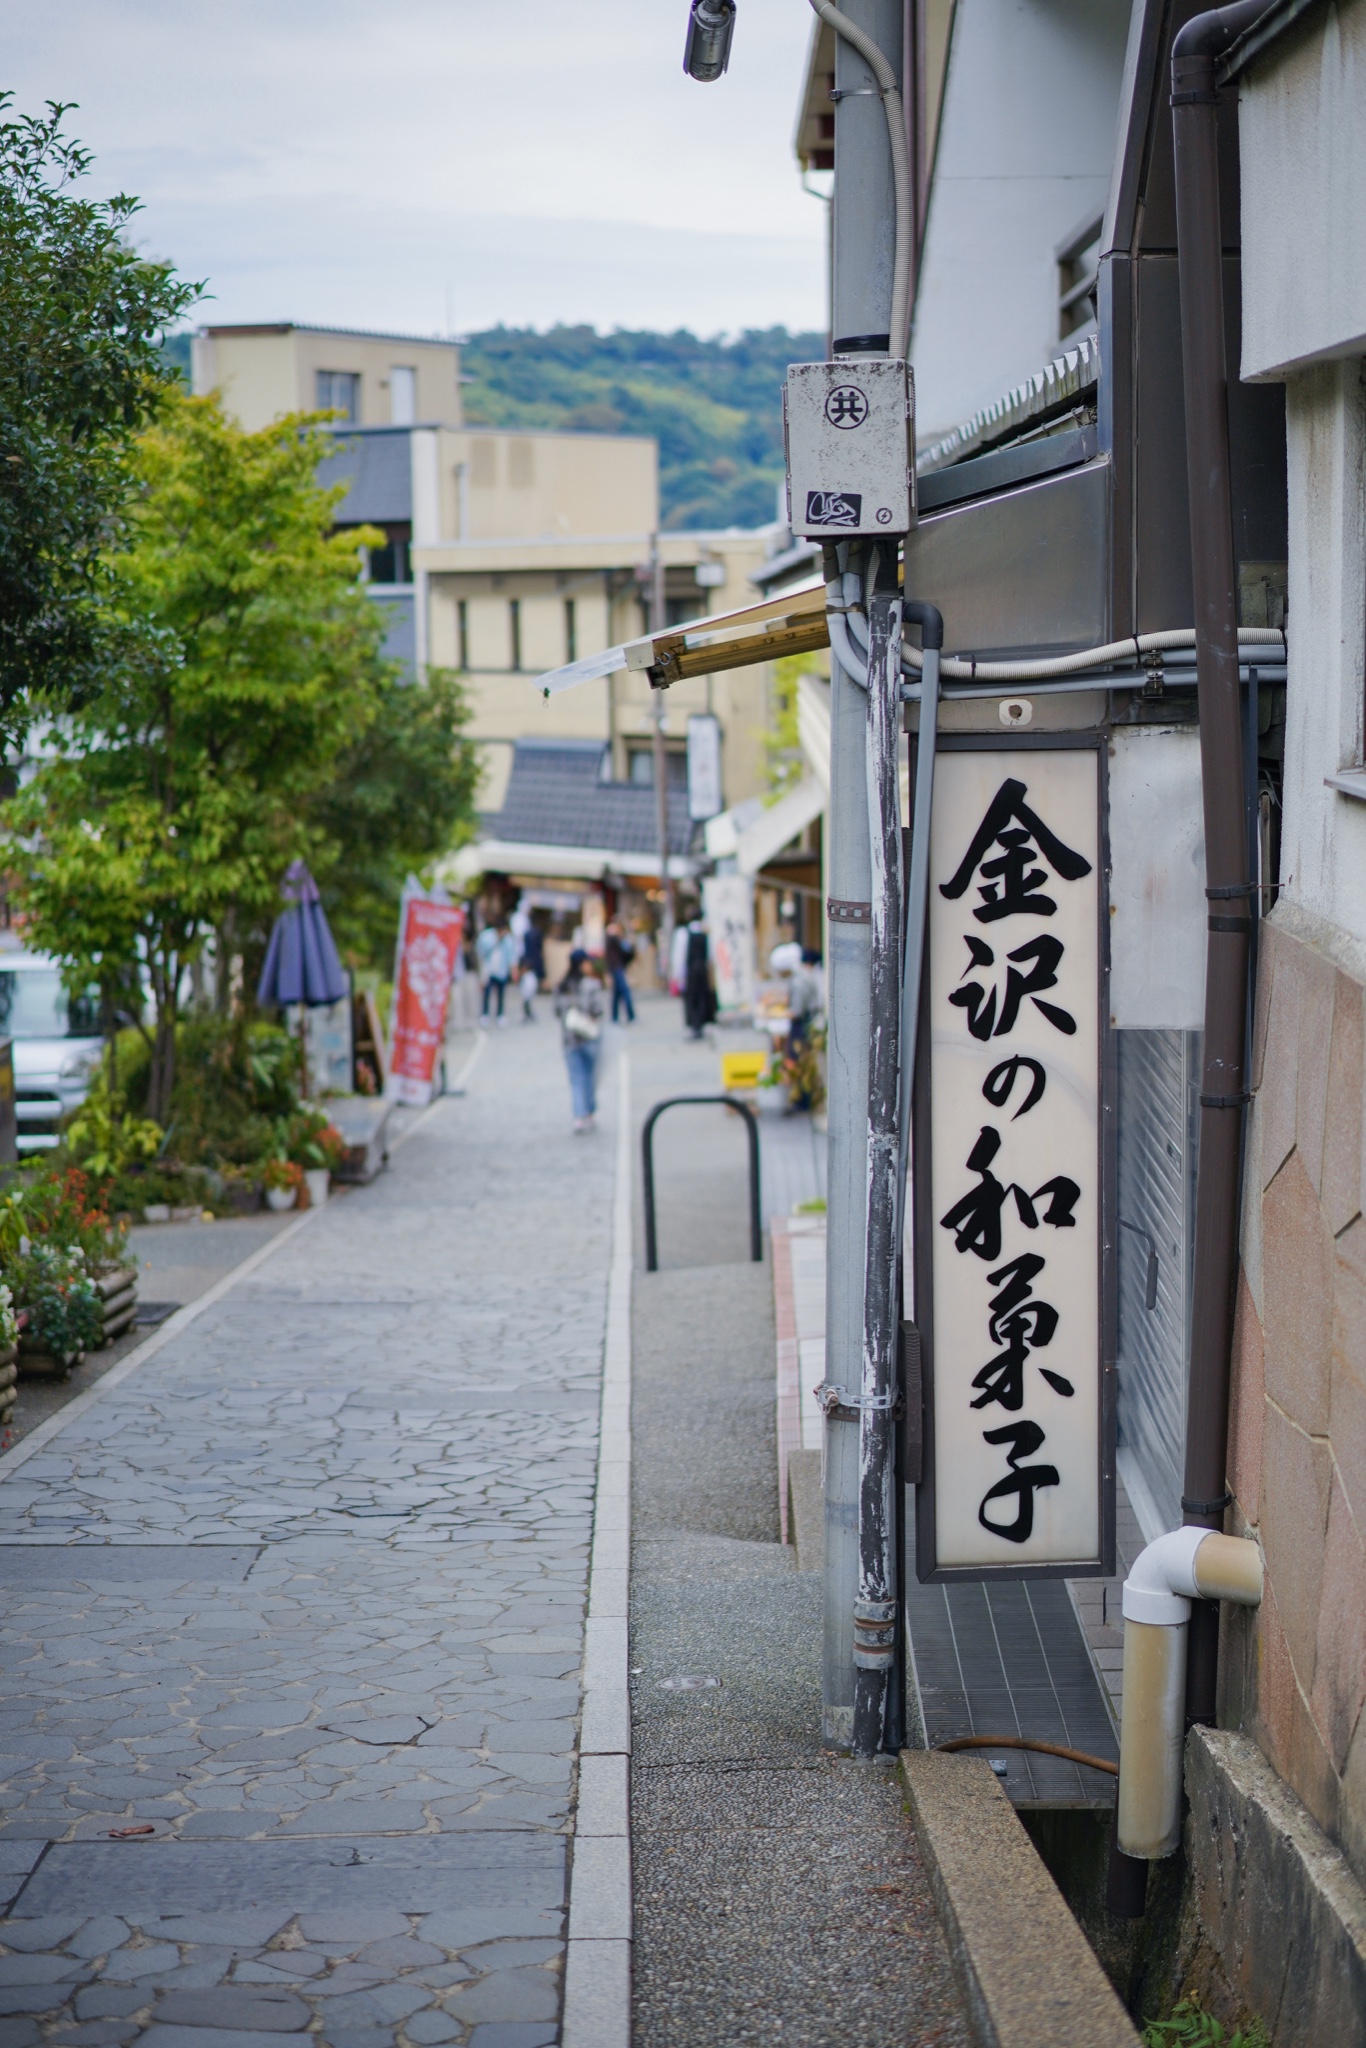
[684,0,736,81]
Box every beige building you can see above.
[193,323,784,838]
[192,323,464,431]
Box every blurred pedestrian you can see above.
[519,917,546,1024]
[604,920,636,1024]
[476,917,517,1027]
[555,949,605,1132]
[681,918,715,1040]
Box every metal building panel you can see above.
[1109,726,1206,1030]
[902,461,1110,657]
[1115,1029,1199,1537]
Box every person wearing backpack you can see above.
[554,950,605,1132]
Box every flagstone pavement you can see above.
[0,1020,618,2048]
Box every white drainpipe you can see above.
[1117,1528,1263,1858]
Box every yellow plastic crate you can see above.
[721,1050,769,1092]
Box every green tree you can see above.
[310,665,480,972]
[0,98,193,723]
[10,391,388,1119]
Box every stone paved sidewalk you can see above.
[0,1022,619,2047]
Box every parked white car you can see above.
[0,950,104,1153]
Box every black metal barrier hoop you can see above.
[641,1095,762,1273]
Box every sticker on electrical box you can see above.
[805,490,862,527]
[824,386,869,428]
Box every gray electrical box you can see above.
[784,359,915,539]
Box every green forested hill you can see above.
[461,326,824,531]
[165,324,825,532]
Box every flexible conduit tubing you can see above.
[826,578,1284,689]
[897,610,943,1228]
[808,0,912,360]
[1116,1529,1262,1858]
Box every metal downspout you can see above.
[1169,0,1268,1729]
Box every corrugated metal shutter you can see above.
[1115,1030,1201,1534]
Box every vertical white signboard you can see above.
[702,873,756,1015]
[917,742,1109,1576]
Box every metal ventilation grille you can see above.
[1115,1030,1201,1534]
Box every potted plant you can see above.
[13,1245,103,1380]
[0,1283,19,1426]
[284,1109,346,1210]
[262,1157,302,1212]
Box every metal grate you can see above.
[906,1576,1119,1808]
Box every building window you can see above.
[1056,213,1103,341]
[509,599,521,671]
[471,438,497,487]
[457,599,469,672]
[626,744,687,790]
[389,366,416,425]
[364,523,412,585]
[564,598,577,664]
[509,440,535,487]
[316,369,360,422]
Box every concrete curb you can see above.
[901,1750,1140,2048]
[563,1051,633,2048]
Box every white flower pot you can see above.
[265,1186,297,1212]
[304,1168,330,1209]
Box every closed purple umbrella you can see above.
[258,860,348,1010]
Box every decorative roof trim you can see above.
[916,333,1101,477]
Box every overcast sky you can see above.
[7,1,828,340]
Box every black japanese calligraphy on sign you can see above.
[940,776,1092,923]
[922,747,1105,1575]
[938,1125,1081,1262]
[949,933,1078,1039]
[977,1421,1061,1545]
[969,1252,1076,1412]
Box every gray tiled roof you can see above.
[491,741,693,858]
[317,428,413,525]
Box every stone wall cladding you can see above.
[1224,913,1366,1883]
[1185,1727,1366,2048]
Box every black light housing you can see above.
[684,0,736,81]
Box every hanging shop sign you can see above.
[915,737,1113,1579]
[389,897,465,1106]
[702,873,756,1015]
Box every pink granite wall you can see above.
[1222,915,1366,1883]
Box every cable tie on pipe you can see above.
[1199,1090,1251,1108]
[1182,1492,1233,1517]
[1206,882,1258,899]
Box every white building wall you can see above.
[1238,0,1366,383]
[909,0,1130,442]
[1278,361,1366,948]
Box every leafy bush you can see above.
[0,1166,127,1274]
[1143,1996,1270,2048]
[261,1156,302,1194]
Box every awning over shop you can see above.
[705,775,826,879]
[536,578,826,696]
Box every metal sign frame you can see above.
[912,730,1117,1584]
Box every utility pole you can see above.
[819,0,905,1750]
[648,536,677,989]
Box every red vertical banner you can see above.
[388,899,464,1105]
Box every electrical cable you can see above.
[903,625,1286,683]
[808,0,912,358]
[933,1735,1118,1776]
